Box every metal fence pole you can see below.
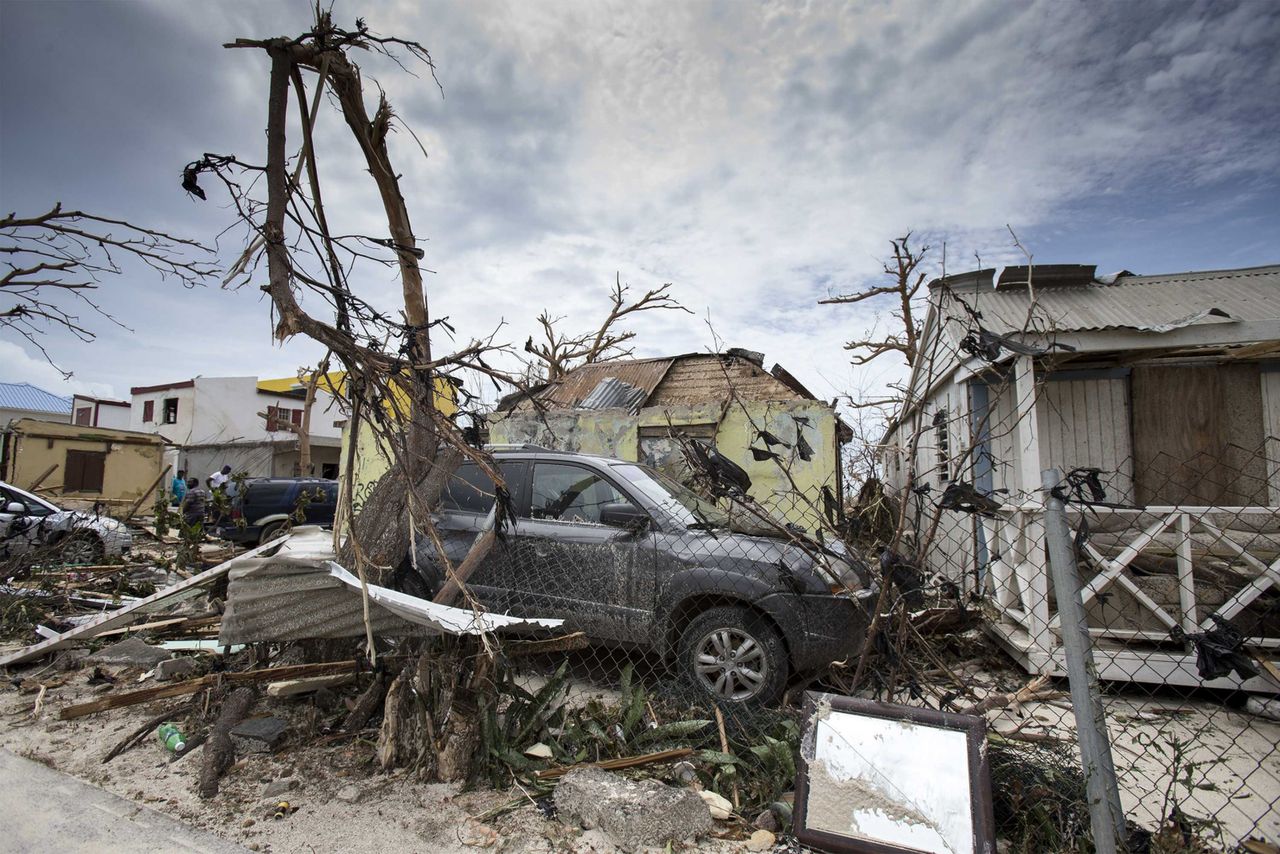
[1042,468,1127,853]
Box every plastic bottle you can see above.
[156,722,186,753]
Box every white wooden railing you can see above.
[979,504,1280,687]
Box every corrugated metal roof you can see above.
[0,382,72,415]
[529,357,676,409]
[940,264,1280,335]
[576,376,650,412]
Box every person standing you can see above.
[180,478,208,528]
[210,465,232,492]
[170,469,188,507]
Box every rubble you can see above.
[155,658,198,682]
[89,637,168,669]
[230,716,288,753]
[554,766,712,851]
[699,789,733,820]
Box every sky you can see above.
[2,0,1278,405]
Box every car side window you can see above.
[440,462,527,515]
[529,463,628,524]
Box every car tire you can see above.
[678,605,788,707]
[58,533,103,565]
[259,521,288,546]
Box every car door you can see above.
[429,460,529,611]
[514,461,657,643]
[303,482,338,526]
[0,485,53,561]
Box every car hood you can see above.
[658,528,868,592]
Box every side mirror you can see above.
[599,502,649,532]
[4,501,26,515]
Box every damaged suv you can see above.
[406,447,871,705]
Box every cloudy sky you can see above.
[2,0,1278,405]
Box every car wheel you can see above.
[678,605,788,706]
[59,533,103,565]
[259,521,288,546]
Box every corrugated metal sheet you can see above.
[220,527,563,644]
[525,357,675,409]
[576,377,649,412]
[0,382,72,415]
[942,265,1280,335]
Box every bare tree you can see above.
[524,274,688,380]
[184,10,533,782]
[820,233,931,370]
[1,204,215,375]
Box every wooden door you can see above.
[1131,364,1267,506]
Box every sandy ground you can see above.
[0,658,754,854]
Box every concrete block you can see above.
[554,766,711,852]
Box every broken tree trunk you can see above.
[343,670,389,733]
[199,687,255,799]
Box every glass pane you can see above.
[530,463,627,524]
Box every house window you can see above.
[142,400,154,423]
[933,408,950,483]
[74,407,92,426]
[65,449,106,493]
[162,398,179,424]
[265,406,303,432]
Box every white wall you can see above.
[130,376,344,449]
[131,384,197,440]
[1262,368,1280,505]
[1036,374,1134,503]
[0,407,70,426]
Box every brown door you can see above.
[1131,364,1267,506]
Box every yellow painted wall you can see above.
[4,420,166,507]
[489,400,839,530]
[257,372,458,420]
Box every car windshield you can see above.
[2,482,59,516]
[612,464,730,530]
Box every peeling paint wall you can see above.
[2,420,165,507]
[490,400,839,529]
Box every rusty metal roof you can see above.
[939,264,1280,336]
[524,357,676,409]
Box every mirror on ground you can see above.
[796,692,992,854]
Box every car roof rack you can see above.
[483,443,556,452]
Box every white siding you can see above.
[1262,369,1280,505]
[1036,375,1135,503]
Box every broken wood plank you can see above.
[266,673,355,698]
[0,535,288,668]
[533,748,694,781]
[506,631,589,657]
[59,658,390,719]
[26,463,59,492]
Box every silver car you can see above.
[0,480,133,565]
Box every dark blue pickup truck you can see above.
[215,477,338,545]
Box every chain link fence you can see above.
[408,438,1279,852]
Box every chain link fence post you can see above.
[1042,467,1127,853]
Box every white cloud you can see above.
[0,340,118,398]
[1,0,1276,403]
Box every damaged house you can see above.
[129,375,345,479]
[881,263,1280,689]
[489,349,851,530]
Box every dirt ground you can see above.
[0,650,761,854]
